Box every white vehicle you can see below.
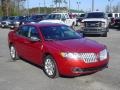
[40,13,76,27]
[81,12,109,37]
[108,13,120,19]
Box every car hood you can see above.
[2,20,11,22]
[13,20,20,22]
[82,18,106,22]
[40,20,64,24]
[45,38,105,53]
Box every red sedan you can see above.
[8,23,109,78]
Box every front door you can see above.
[24,26,43,65]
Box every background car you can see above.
[112,18,120,29]
[8,23,109,78]
[81,12,109,37]
[41,13,76,28]
[76,13,85,26]
[0,16,9,27]
[1,16,16,28]
[9,16,26,28]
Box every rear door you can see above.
[14,25,30,58]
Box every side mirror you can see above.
[30,36,40,42]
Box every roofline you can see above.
[23,23,66,27]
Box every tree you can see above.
[1,0,8,16]
[105,5,110,13]
[54,0,65,11]
[63,0,67,8]
[111,2,120,13]
[0,0,26,16]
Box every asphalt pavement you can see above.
[0,28,120,90]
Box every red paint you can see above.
[8,23,109,76]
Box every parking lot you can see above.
[0,28,120,90]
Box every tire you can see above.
[9,45,19,61]
[43,55,59,78]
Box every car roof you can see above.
[51,13,68,14]
[23,22,66,27]
[88,11,105,13]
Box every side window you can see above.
[61,14,66,19]
[115,14,118,18]
[29,26,40,39]
[17,25,29,37]
[65,14,69,19]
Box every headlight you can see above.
[30,22,36,24]
[80,22,85,27]
[15,22,20,24]
[101,22,105,27]
[61,52,80,60]
[6,21,10,25]
[99,49,108,61]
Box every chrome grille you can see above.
[85,21,101,27]
[79,53,97,63]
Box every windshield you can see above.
[2,16,8,20]
[77,14,85,19]
[9,16,16,20]
[86,12,105,18]
[80,14,85,17]
[40,25,81,41]
[45,14,61,20]
[27,16,36,21]
[108,13,112,17]
[14,16,25,20]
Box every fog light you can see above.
[72,67,83,73]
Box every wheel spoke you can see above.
[10,46,15,58]
[45,58,55,76]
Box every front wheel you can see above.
[43,55,59,78]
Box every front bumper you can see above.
[1,24,9,28]
[9,24,16,28]
[81,27,108,35]
[113,23,120,28]
[57,57,109,76]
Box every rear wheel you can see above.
[10,45,19,61]
[43,55,59,78]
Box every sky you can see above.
[24,0,120,12]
